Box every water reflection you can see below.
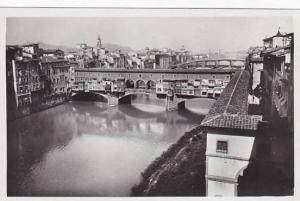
[7,96,214,196]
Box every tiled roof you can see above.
[201,70,262,130]
[201,114,262,130]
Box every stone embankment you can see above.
[11,94,70,120]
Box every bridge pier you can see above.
[166,95,185,111]
[107,96,119,106]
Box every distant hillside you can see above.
[37,42,78,53]
[102,43,133,53]
[23,41,134,54]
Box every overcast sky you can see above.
[6,17,293,53]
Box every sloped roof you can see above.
[201,114,262,130]
[200,70,262,130]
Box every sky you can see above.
[6,17,293,54]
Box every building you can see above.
[155,53,172,69]
[263,30,292,50]
[41,57,71,95]
[6,45,45,118]
[236,30,294,196]
[246,46,264,106]
[22,43,41,59]
[260,31,294,132]
[42,49,64,57]
[69,61,79,88]
[176,45,192,63]
[202,70,262,196]
[11,59,32,109]
[143,58,156,69]
[6,45,24,119]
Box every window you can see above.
[214,93,220,98]
[216,140,228,154]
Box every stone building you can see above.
[41,57,71,95]
[22,43,41,59]
[42,49,64,58]
[69,61,79,89]
[6,45,45,118]
[6,45,24,119]
[143,58,156,69]
[260,31,293,132]
[201,70,262,196]
[155,53,172,69]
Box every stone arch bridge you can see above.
[72,89,211,111]
[72,68,237,111]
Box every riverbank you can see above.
[131,126,207,196]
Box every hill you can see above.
[30,41,134,54]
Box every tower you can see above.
[97,35,102,49]
[96,35,102,57]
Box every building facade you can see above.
[260,32,293,132]
[41,58,71,94]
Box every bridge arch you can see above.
[146,80,156,89]
[71,91,108,102]
[136,80,146,89]
[125,79,135,89]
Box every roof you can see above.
[200,70,262,130]
[262,45,291,55]
[263,31,293,42]
[201,114,262,130]
[41,57,68,63]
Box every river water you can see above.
[7,95,215,196]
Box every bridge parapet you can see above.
[125,88,154,94]
[200,70,262,196]
[170,59,245,69]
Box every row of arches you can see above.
[125,79,156,89]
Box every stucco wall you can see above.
[207,180,236,196]
[206,133,255,160]
[206,131,255,196]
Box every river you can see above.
[7,95,215,196]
